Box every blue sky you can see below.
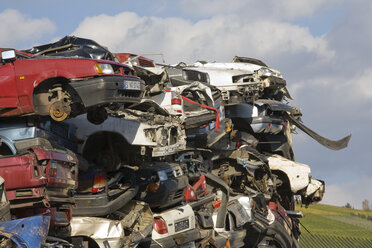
[1,0,371,209]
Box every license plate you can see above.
[175,219,189,232]
[124,80,141,90]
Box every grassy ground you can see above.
[297,203,372,248]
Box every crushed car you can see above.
[0,116,77,156]
[135,162,188,209]
[62,101,186,163]
[71,162,138,217]
[0,143,78,237]
[169,56,291,104]
[0,47,145,122]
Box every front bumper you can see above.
[69,76,145,108]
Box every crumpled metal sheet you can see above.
[305,178,325,201]
[286,112,351,150]
[118,201,153,244]
[0,216,50,248]
[70,201,153,248]
[23,36,117,61]
[70,216,125,248]
[227,200,251,228]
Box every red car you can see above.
[0,49,145,122]
[0,145,78,236]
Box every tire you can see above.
[87,107,108,125]
[256,222,299,248]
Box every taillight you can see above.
[92,173,106,193]
[183,185,196,202]
[171,98,182,105]
[154,217,168,234]
[49,162,57,177]
[236,140,242,148]
[171,91,182,114]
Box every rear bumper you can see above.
[69,76,145,108]
[184,112,216,129]
[72,186,138,217]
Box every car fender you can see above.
[0,135,16,155]
[267,155,310,193]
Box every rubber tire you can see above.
[87,107,108,125]
[256,222,299,248]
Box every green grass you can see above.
[296,204,372,247]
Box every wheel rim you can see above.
[49,101,70,121]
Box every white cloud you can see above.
[0,9,55,48]
[271,0,344,20]
[322,178,372,209]
[333,69,372,101]
[73,12,333,65]
[177,0,344,20]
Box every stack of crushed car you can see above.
[0,36,350,248]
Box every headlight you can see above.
[172,165,184,177]
[157,170,168,181]
[258,68,273,77]
[95,63,114,74]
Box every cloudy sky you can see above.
[1,0,371,209]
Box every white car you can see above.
[267,154,325,207]
[178,56,292,104]
[62,101,186,168]
[150,204,199,248]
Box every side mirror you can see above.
[1,50,16,62]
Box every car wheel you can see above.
[256,222,298,248]
[87,107,108,125]
[49,100,71,121]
